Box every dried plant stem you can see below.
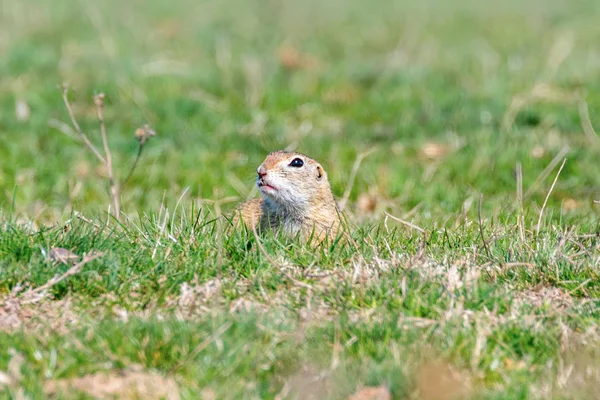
[61,87,154,223]
[74,211,102,229]
[122,144,144,187]
[536,158,567,235]
[23,252,103,302]
[93,94,120,220]
[62,87,106,164]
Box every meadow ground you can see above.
[1,0,600,398]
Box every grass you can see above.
[1,0,600,398]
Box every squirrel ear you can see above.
[316,165,324,180]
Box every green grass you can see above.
[1,0,600,398]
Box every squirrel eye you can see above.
[288,158,304,168]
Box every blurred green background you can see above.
[0,0,599,225]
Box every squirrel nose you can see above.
[257,166,267,178]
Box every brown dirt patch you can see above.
[44,368,180,400]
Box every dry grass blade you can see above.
[74,211,102,229]
[536,158,567,235]
[0,252,103,328]
[25,252,103,298]
[568,278,591,295]
[504,262,535,268]
[151,207,170,260]
[578,99,600,146]
[398,316,438,327]
[525,146,569,198]
[339,148,376,211]
[384,212,425,234]
[285,274,313,289]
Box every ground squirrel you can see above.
[232,151,344,243]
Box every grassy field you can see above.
[1,0,600,398]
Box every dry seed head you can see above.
[93,93,105,108]
[135,124,156,145]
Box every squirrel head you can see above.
[256,151,330,210]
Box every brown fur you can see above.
[232,151,344,243]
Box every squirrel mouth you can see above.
[257,180,277,193]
